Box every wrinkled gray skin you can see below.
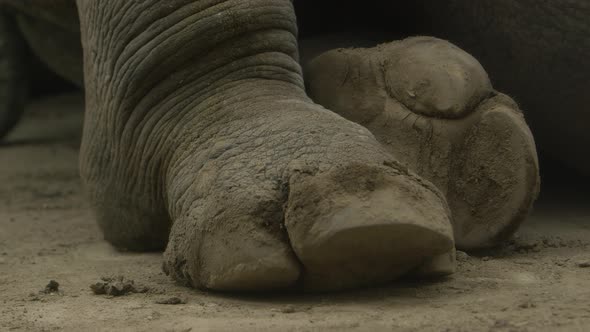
[4,1,589,174]
[0,0,585,291]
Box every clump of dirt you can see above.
[28,280,62,301]
[29,280,62,301]
[42,280,60,294]
[90,276,149,296]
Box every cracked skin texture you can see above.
[2,0,588,174]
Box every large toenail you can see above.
[384,37,493,118]
[285,163,454,291]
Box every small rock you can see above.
[90,276,147,296]
[43,280,60,294]
[577,261,590,268]
[155,297,185,305]
[482,256,491,261]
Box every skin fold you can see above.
[0,0,585,291]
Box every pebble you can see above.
[43,280,60,294]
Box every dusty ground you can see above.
[1,93,590,332]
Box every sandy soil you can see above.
[1,93,590,332]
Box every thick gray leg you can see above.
[75,0,454,291]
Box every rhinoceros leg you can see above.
[75,0,454,291]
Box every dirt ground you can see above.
[1,93,590,332]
